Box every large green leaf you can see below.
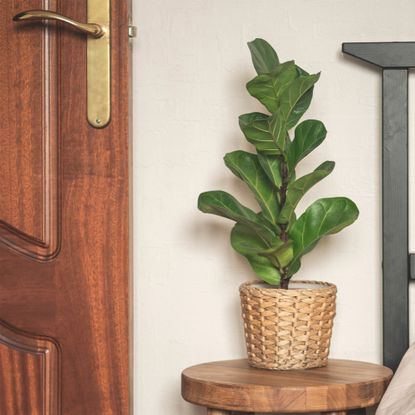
[244,73,320,154]
[289,197,359,264]
[246,61,297,113]
[231,222,283,255]
[257,212,281,235]
[245,254,281,285]
[257,154,282,188]
[287,120,327,172]
[248,38,280,75]
[224,151,280,224]
[231,222,293,276]
[239,112,269,131]
[230,223,282,285]
[239,112,279,154]
[239,112,289,154]
[197,190,276,243]
[279,73,320,129]
[279,161,335,225]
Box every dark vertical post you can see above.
[342,42,413,370]
[382,69,409,370]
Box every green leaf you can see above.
[239,112,269,130]
[238,112,288,154]
[287,258,301,277]
[245,254,281,285]
[224,151,280,224]
[269,112,288,151]
[231,223,282,285]
[279,73,320,129]
[248,38,280,75]
[279,161,335,225]
[197,190,276,243]
[231,223,268,255]
[257,212,281,235]
[239,112,279,155]
[289,197,359,264]
[272,241,294,268]
[231,223,293,279]
[231,222,283,256]
[246,61,297,113]
[287,120,327,171]
[198,190,259,223]
[257,154,282,188]
[288,89,313,128]
[244,73,320,154]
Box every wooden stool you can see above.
[182,359,392,414]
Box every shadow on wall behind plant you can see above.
[185,216,248,338]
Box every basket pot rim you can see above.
[239,279,337,295]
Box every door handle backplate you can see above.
[13,0,111,129]
[87,0,111,128]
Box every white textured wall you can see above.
[133,1,415,414]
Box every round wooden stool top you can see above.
[181,359,393,413]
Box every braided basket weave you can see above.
[239,280,337,370]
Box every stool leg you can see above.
[323,410,366,415]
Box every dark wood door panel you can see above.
[0,0,59,260]
[0,322,59,415]
[0,0,131,413]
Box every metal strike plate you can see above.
[87,0,111,128]
[128,25,137,38]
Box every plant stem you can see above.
[278,155,290,287]
[280,278,289,289]
[279,157,289,242]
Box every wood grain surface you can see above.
[0,0,59,260]
[0,321,59,414]
[182,359,393,413]
[0,0,132,413]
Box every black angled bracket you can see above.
[342,42,412,371]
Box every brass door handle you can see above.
[13,3,111,129]
[13,10,105,38]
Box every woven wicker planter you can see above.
[239,280,337,370]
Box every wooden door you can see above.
[0,0,131,414]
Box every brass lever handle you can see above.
[13,10,105,38]
[13,2,111,129]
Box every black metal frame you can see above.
[342,42,413,371]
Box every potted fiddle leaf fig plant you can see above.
[198,38,359,370]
